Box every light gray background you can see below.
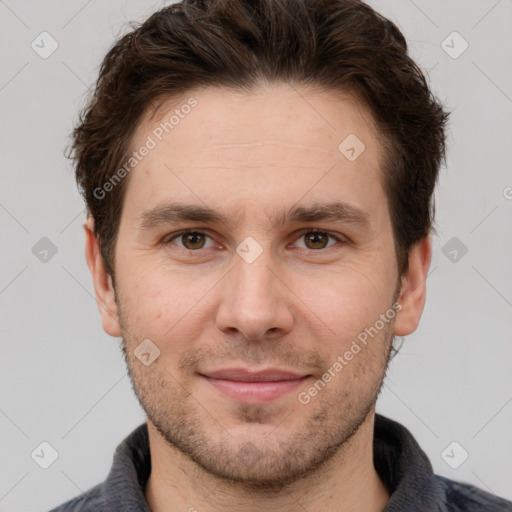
[1,1,511,510]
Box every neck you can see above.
[145,410,390,512]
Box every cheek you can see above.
[118,238,396,358]
[292,266,392,342]
[122,271,210,349]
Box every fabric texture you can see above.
[48,413,512,511]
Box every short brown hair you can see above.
[67,0,449,280]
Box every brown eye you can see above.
[166,231,215,250]
[181,232,206,250]
[293,230,340,251]
[304,231,330,249]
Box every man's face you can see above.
[98,84,410,487]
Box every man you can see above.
[49,0,512,510]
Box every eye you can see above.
[291,229,343,251]
[163,228,344,253]
[165,230,217,250]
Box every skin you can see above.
[85,82,431,512]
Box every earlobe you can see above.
[84,217,122,338]
[393,236,432,336]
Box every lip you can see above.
[199,368,311,404]
[201,368,308,382]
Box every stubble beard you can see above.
[117,303,395,493]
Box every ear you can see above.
[84,216,122,337]
[393,236,432,336]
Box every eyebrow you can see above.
[137,201,371,231]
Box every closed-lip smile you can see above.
[198,367,312,404]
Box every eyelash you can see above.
[162,228,346,254]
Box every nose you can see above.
[215,248,294,342]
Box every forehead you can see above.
[132,83,382,162]
[122,84,387,226]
